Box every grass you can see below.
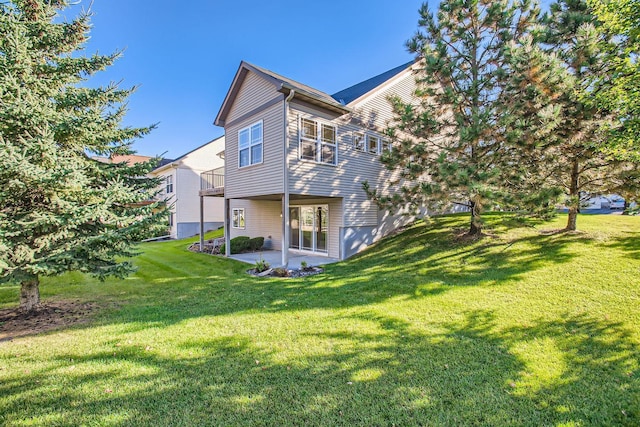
[0,214,639,426]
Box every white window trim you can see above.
[353,131,365,152]
[232,208,245,229]
[238,120,264,169]
[298,117,338,166]
[366,134,380,155]
[165,174,174,194]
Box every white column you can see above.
[281,194,289,267]
[224,198,231,257]
[199,195,204,251]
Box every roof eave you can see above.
[278,84,350,115]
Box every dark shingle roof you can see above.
[247,62,340,107]
[331,61,415,105]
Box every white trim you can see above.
[238,120,264,169]
[232,207,245,229]
[345,64,417,108]
[289,204,329,254]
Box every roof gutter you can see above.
[150,160,182,175]
[278,83,350,115]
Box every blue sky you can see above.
[65,0,423,159]
[65,0,553,159]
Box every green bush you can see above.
[219,236,264,254]
[249,237,264,251]
[220,236,251,254]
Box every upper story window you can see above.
[300,118,337,166]
[352,131,391,156]
[238,121,263,168]
[166,175,174,194]
[367,135,380,154]
[353,132,365,152]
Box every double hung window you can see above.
[238,121,263,167]
[300,118,337,165]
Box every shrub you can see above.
[220,236,251,254]
[249,237,264,251]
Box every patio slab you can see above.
[229,251,339,269]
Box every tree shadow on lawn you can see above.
[2,310,636,425]
[606,231,640,260]
[9,215,599,337]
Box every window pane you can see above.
[382,139,391,152]
[321,124,335,143]
[301,140,317,161]
[251,123,262,145]
[251,144,262,164]
[232,209,238,228]
[239,129,250,149]
[239,209,245,228]
[301,118,317,139]
[354,133,364,151]
[321,144,335,165]
[367,135,379,154]
[239,148,250,167]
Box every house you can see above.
[212,60,420,266]
[151,136,225,239]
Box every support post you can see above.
[199,195,205,252]
[281,193,289,267]
[224,197,231,257]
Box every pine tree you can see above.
[536,0,639,229]
[365,0,542,236]
[588,0,640,160]
[0,1,166,312]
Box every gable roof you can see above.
[331,60,415,105]
[215,61,350,126]
[215,60,417,127]
[151,135,224,174]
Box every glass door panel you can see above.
[301,207,314,251]
[289,207,300,249]
[316,206,328,252]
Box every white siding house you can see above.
[151,136,225,239]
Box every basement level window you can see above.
[232,208,245,229]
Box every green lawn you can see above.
[1,214,638,426]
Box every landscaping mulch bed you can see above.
[247,266,324,278]
[0,300,98,342]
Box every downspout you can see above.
[282,89,295,268]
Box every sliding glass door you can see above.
[289,205,328,254]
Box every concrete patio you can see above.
[229,250,339,269]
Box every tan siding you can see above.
[229,200,282,250]
[227,71,281,124]
[225,101,285,199]
[287,103,397,228]
[347,70,416,131]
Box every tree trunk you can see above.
[566,159,580,231]
[623,200,630,215]
[20,277,41,313]
[469,199,482,236]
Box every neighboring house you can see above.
[151,136,225,239]
[213,60,420,265]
